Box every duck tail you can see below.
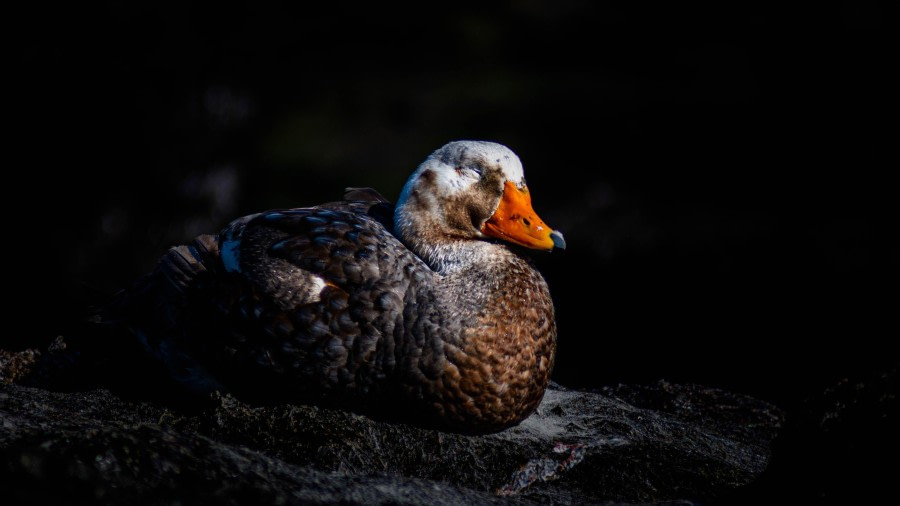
[157,234,219,297]
[10,235,224,403]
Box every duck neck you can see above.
[418,238,507,276]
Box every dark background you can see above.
[9,2,895,501]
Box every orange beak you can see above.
[481,181,565,251]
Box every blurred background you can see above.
[8,1,895,498]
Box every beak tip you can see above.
[550,230,566,250]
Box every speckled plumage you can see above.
[118,141,560,434]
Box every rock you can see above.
[0,369,784,504]
[732,363,898,503]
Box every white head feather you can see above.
[393,141,528,272]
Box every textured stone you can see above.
[0,371,783,504]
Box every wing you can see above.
[171,200,437,403]
[220,205,425,306]
[111,188,436,405]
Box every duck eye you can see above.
[456,165,482,178]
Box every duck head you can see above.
[394,141,565,268]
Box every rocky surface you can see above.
[733,363,898,503]
[0,345,784,505]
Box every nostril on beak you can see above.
[523,218,531,226]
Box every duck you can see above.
[115,140,565,434]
